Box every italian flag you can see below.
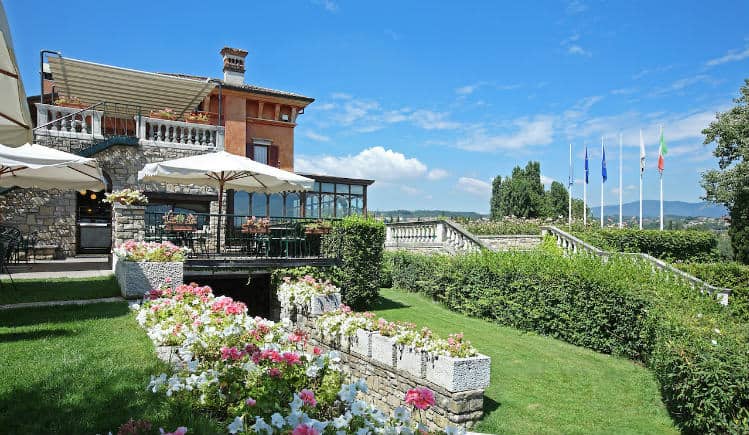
[657,129,667,173]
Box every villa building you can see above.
[0,47,373,256]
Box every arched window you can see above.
[285,193,301,218]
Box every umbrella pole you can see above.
[216,181,224,254]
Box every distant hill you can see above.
[370,209,486,219]
[590,200,727,218]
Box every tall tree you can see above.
[701,79,749,263]
[490,176,502,220]
[546,181,569,218]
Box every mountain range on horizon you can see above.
[589,200,727,218]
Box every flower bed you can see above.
[132,284,467,434]
[315,305,490,391]
[278,275,341,317]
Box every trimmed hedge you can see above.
[460,219,542,235]
[573,228,719,262]
[322,215,385,310]
[678,262,749,322]
[389,250,749,434]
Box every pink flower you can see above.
[164,277,173,283]
[268,367,282,378]
[292,424,319,435]
[159,427,187,435]
[282,351,301,365]
[405,387,435,410]
[220,346,243,361]
[312,347,322,356]
[245,397,256,407]
[299,389,317,407]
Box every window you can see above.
[335,196,349,217]
[251,193,267,217]
[321,194,335,218]
[286,193,301,218]
[269,194,283,217]
[351,196,363,215]
[306,194,320,219]
[253,145,269,165]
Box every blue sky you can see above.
[6,0,749,212]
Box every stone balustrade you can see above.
[35,104,224,151]
[542,225,732,305]
[138,116,224,150]
[385,220,487,254]
[36,103,104,141]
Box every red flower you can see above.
[298,389,317,407]
[268,367,282,378]
[282,351,301,365]
[405,387,435,410]
[292,424,319,435]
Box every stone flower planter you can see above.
[425,353,491,392]
[371,333,397,367]
[308,293,341,316]
[115,260,183,298]
[344,329,373,357]
[396,345,426,378]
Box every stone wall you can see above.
[477,235,542,251]
[290,312,487,430]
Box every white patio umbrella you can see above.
[0,143,105,190]
[138,150,314,251]
[0,2,32,145]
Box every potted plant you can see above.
[149,108,178,120]
[113,240,187,298]
[424,334,491,392]
[395,326,431,379]
[103,188,149,206]
[304,220,333,235]
[183,112,211,124]
[242,216,270,234]
[54,95,86,109]
[163,212,197,231]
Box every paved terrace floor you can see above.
[1,255,112,280]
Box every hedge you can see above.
[573,228,719,262]
[322,215,385,310]
[460,219,542,235]
[678,262,749,322]
[388,250,749,434]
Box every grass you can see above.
[373,288,679,435]
[0,302,223,434]
[0,275,120,305]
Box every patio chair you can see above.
[0,239,16,290]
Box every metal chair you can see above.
[0,239,16,290]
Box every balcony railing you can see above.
[35,103,224,151]
[144,212,337,259]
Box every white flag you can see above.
[639,129,646,173]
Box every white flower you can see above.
[711,339,718,345]
[355,378,369,393]
[227,416,244,434]
[357,428,370,435]
[290,395,304,412]
[714,328,721,334]
[252,417,272,435]
[271,413,285,429]
[445,426,466,435]
[333,414,350,429]
[393,406,410,424]
[186,359,199,373]
[351,400,367,416]
[305,364,320,378]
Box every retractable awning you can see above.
[47,56,215,116]
[0,3,32,145]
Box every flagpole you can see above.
[659,125,664,231]
[583,165,587,226]
[639,129,644,230]
[601,136,604,228]
[568,143,573,227]
[619,132,623,228]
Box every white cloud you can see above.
[566,0,587,14]
[706,46,749,67]
[456,84,480,95]
[331,92,352,100]
[410,110,462,130]
[632,65,673,80]
[304,131,330,142]
[457,115,555,151]
[311,0,338,12]
[456,177,492,196]
[650,74,716,96]
[295,146,427,182]
[541,175,555,186]
[400,185,422,195]
[611,87,637,95]
[567,45,591,56]
[427,168,449,181]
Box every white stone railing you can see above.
[138,116,224,150]
[542,225,732,306]
[35,103,104,140]
[385,220,488,254]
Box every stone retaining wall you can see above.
[477,234,542,251]
[290,311,487,429]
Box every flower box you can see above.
[425,353,491,392]
[115,260,183,298]
[371,333,397,367]
[165,223,196,232]
[396,345,426,378]
[343,329,372,357]
[241,226,269,234]
[307,293,341,316]
[304,228,331,235]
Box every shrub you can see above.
[458,218,542,235]
[573,228,719,262]
[322,215,385,310]
[388,250,749,434]
[678,262,749,322]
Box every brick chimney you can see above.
[220,47,248,85]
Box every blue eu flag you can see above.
[584,146,589,184]
[602,146,608,183]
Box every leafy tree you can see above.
[490,176,502,219]
[701,79,749,263]
[546,181,569,218]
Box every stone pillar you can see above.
[112,204,146,248]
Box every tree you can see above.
[490,176,502,219]
[546,181,569,218]
[701,79,749,263]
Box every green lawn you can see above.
[373,288,679,435]
[0,302,222,434]
[0,275,120,304]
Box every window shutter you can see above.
[269,145,280,167]
[245,144,254,159]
